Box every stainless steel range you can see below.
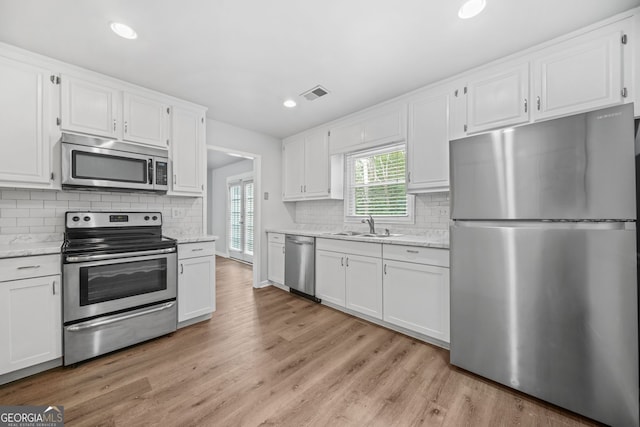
[62,211,177,365]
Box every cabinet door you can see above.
[467,62,530,133]
[0,275,61,375]
[362,105,407,146]
[178,256,215,322]
[407,91,449,193]
[383,260,450,342]
[316,250,346,307]
[303,130,329,198]
[328,121,363,154]
[533,29,623,121]
[268,242,285,285]
[0,56,52,186]
[61,74,120,138]
[123,93,168,147]
[449,84,468,141]
[171,106,204,195]
[282,136,305,200]
[345,254,382,319]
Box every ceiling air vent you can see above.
[301,85,330,101]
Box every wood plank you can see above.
[0,256,600,426]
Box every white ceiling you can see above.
[0,0,638,139]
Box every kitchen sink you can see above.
[331,231,402,238]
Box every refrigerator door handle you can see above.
[453,220,634,230]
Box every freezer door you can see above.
[450,221,639,427]
[450,104,636,220]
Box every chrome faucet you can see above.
[362,214,375,234]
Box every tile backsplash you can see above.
[0,188,202,243]
[294,192,451,238]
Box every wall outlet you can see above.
[172,207,186,218]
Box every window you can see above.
[345,142,413,223]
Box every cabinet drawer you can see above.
[0,254,61,282]
[383,245,449,267]
[317,238,381,258]
[268,233,285,244]
[178,241,215,260]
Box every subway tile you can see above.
[1,208,31,218]
[90,202,112,209]
[56,192,80,201]
[68,201,92,210]
[101,194,121,202]
[18,217,44,227]
[44,200,69,209]
[30,191,57,200]
[31,208,56,218]
[29,225,57,234]
[0,200,16,208]
[2,190,30,200]
[17,200,44,209]
[1,226,30,234]
[79,193,102,201]
[0,218,16,227]
[44,217,64,226]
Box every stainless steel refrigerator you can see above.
[449,104,639,427]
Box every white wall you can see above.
[208,159,253,256]
[206,119,295,284]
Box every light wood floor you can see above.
[0,256,600,426]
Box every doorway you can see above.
[227,174,254,263]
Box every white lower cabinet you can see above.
[383,245,450,343]
[0,255,62,376]
[315,239,382,319]
[267,233,285,285]
[178,241,216,325]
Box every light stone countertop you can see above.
[165,234,218,244]
[266,229,449,249]
[0,241,63,259]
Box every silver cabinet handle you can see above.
[191,248,204,252]
[282,246,285,254]
[124,121,128,133]
[406,249,419,254]
[524,98,528,113]
[17,265,40,270]
[346,257,349,267]
[536,96,541,111]
[66,302,176,331]
[113,119,116,131]
[180,263,184,274]
[304,185,306,192]
[341,257,344,267]
[407,171,411,183]
[384,264,387,275]
[52,280,56,295]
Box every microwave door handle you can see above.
[148,159,154,185]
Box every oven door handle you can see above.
[65,247,176,263]
[66,301,176,332]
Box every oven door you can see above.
[63,250,177,323]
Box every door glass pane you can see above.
[79,259,167,305]
[244,181,254,255]
[73,151,147,183]
[229,183,242,252]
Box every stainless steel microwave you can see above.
[61,133,169,193]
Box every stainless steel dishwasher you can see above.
[284,235,319,302]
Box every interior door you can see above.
[228,178,254,263]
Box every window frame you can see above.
[344,142,415,225]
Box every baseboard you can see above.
[0,358,62,386]
[215,250,229,258]
[255,280,271,289]
[270,282,289,292]
[177,313,213,329]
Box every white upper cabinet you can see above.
[282,129,336,201]
[0,55,53,187]
[303,129,330,198]
[329,104,407,154]
[61,74,120,139]
[466,62,530,133]
[406,89,450,193]
[170,105,205,195]
[123,93,169,148]
[532,24,626,121]
[449,83,468,141]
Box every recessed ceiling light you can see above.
[283,99,297,108]
[458,0,486,19]
[110,22,138,40]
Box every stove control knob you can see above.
[152,215,158,221]
[144,216,150,221]
[83,216,91,222]
[72,216,80,222]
